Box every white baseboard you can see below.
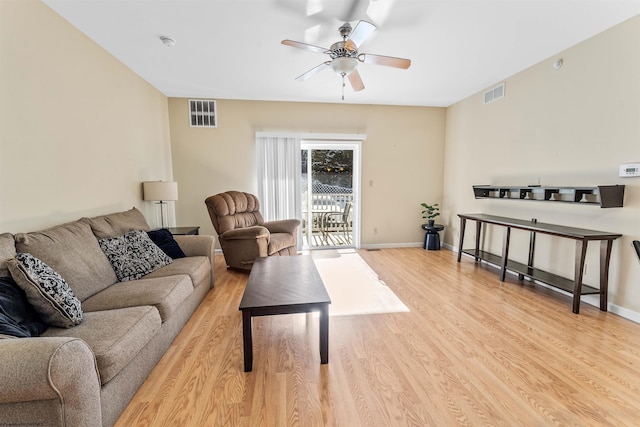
[363,242,456,251]
[442,242,455,251]
[360,242,423,250]
[604,302,640,324]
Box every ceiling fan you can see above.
[281,20,411,99]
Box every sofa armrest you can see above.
[263,219,301,234]
[173,234,215,258]
[174,235,216,288]
[0,337,102,426]
[221,226,269,241]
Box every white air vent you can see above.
[189,99,217,128]
[484,83,505,104]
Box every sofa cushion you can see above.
[7,254,82,328]
[0,233,16,278]
[14,220,118,302]
[81,275,192,322]
[98,230,173,282]
[42,306,161,385]
[85,207,150,239]
[143,256,210,290]
[0,276,47,337]
[146,229,186,259]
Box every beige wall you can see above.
[0,0,173,233]
[443,16,640,315]
[169,99,446,245]
[6,0,636,316]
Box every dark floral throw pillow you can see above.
[99,230,173,282]
[7,253,82,328]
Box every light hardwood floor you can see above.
[115,248,640,426]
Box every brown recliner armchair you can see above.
[205,191,300,270]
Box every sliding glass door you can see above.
[301,141,360,249]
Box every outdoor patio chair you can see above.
[320,202,352,243]
[205,191,300,270]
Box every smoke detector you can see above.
[159,36,176,47]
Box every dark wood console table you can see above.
[457,213,622,314]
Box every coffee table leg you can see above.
[320,304,329,364]
[242,310,253,372]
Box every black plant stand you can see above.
[422,223,444,250]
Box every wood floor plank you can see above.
[115,248,640,426]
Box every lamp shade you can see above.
[142,181,178,201]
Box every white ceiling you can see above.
[43,0,640,107]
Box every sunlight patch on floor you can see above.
[311,249,410,317]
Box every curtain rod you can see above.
[255,131,366,141]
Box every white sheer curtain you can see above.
[255,135,301,223]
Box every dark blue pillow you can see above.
[0,276,47,337]
[146,229,186,259]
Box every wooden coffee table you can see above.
[239,256,331,372]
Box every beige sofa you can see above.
[0,208,215,427]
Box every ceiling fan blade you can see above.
[346,20,376,50]
[295,62,331,81]
[348,69,365,92]
[358,53,411,69]
[281,39,329,54]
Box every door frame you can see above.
[301,139,362,249]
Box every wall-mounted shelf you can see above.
[472,185,624,208]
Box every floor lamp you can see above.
[142,181,178,228]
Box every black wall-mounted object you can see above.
[472,185,625,208]
[633,240,640,262]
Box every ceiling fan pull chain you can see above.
[341,73,346,101]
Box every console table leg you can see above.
[319,304,329,364]
[573,240,588,314]
[474,221,482,261]
[242,310,253,372]
[523,231,536,281]
[599,240,613,312]
[457,218,466,262]
[500,227,511,282]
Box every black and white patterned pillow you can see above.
[7,253,82,328]
[99,230,173,282]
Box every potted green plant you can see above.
[421,203,440,227]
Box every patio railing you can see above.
[302,192,353,246]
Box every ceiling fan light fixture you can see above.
[331,57,357,76]
[282,19,410,99]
